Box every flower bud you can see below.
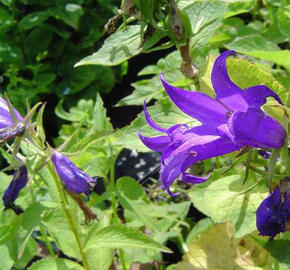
[256,180,290,239]
[52,151,96,195]
[2,166,29,209]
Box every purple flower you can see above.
[139,50,286,195]
[0,97,24,143]
[256,186,290,239]
[2,166,29,209]
[0,97,23,129]
[52,151,96,195]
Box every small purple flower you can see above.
[139,50,286,195]
[256,186,290,239]
[52,151,96,195]
[2,166,29,209]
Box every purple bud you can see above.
[52,151,96,195]
[258,150,271,159]
[2,166,29,209]
[256,186,290,239]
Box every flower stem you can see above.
[47,163,90,270]
[40,226,55,257]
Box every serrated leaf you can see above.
[246,50,290,72]
[75,25,142,67]
[116,177,159,231]
[27,258,84,270]
[188,174,268,238]
[184,1,226,50]
[85,224,171,253]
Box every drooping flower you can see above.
[0,97,24,143]
[52,151,96,195]
[256,186,290,239]
[139,50,286,195]
[2,166,29,209]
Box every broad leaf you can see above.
[75,25,142,67]
[85,224,171,253]
[188,174,268,237]
[28,258,84,270]
[184,1,226,50]
[177,223,284,270]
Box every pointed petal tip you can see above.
[143,101,167,133]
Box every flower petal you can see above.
[138,132,170,152]
[243,85,283,107]
[143,101,167,133]
[211,50,241,97]
[181,172,210,184]
[160,74,227,126]
[211,51,248,111]
[229,108,286,148]
[0,98,23,129]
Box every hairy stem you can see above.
[48,163,90,270]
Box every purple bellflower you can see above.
[0,97,24,143]
[256,186,290,239]
[138,50,286,195]
[52,151,96,195]
[2,166,29,209]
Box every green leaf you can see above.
[177,223,283,270]
[115,97,199,151]
[184,1,226,50]
[227,35,280,52]
[85,224,171,253]
[224,1,255,19]
[0,245,14,270]
[116,177,159,231]
[42,207,81,259]
[278,5,290,39]
[186,218,214,245]
[18,12,50,30]
[75,25,142,67]
[117,51,191,106]
[227,58,288,103]
[27,258,84,270]
[188,174,268,238]
[18,202,46,259]
[24,28,52,59]
[264,232,290,266]
[91,93,113,132]
[246,50,290,72]
[86,248,113,270]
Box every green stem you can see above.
[47,163,90,270]
[119,249,127,270]
[40,226,55,257]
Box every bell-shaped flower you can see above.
[0,97,24,143]
[2,166,29,209]
[139,50,286,195]
[52,151,96,195]
[256,186,290,239]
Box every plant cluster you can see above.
[0,0,289,270]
